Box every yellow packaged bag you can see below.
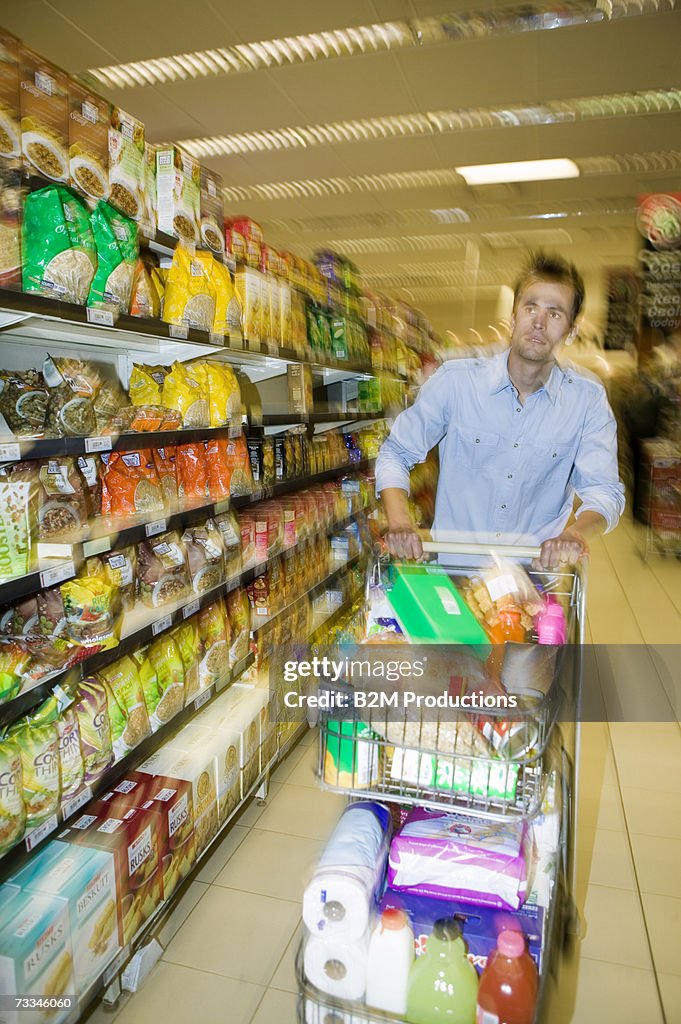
[128,363,169,406]
[98,655,151,759]
[212,260,242,339]
[205,362,241,428]
[147,634,185,726]
[163,246,216,333]
[162,361,209,427]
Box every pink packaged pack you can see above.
[387,807,533,911]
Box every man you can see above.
[376,252,625,567]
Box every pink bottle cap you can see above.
[497,930,526,958]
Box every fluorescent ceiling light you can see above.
[456,159,579,184]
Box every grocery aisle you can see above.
[83,515,681,1024]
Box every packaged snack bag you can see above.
[76,454,103,518]
[176,442,209,502]
[152,445,178,508]
[212,259,242,339]
[101,449,165,518]
[163,246,216,333]
[55,704,84,801]
[22,185,96,303]
[204,438,231,501]
[0,734,25,854]
[147,634,185,727]
[227,434,254,496]
[87,201,138,313]
[98,655,151,759]
[86,545,136,613]
[74,677,114,782]
[214,509,242,579]
[42,354,102,438]
[129,257,160,319]
[162,360,209,427]
[197,599,230,690]
[128,363,168,407]
[183,518,224,595]
[23,457,89,539]
[7,694,61,830]
[205,361,241,428]
[0,369,48,438]
[226,587,251,667]
[171,619,200,704]
[60,576,117,650]
[0,478,33,580]
[136,530,191,608]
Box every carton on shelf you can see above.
[9,840,120,999]
[108,106,144,222]
[0,30,21,170]
[288,363,314,415]
[140,142,157,238]
[182,717,242,824]
[156,145,201,246]
[59,804,163,945]
[19,46,69,184]
[67,82,110,203]
[199,166,224,255]
[0,889,75,1024]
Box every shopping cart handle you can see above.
[421,539,542,560]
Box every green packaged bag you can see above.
[87,201,138,313]
[22,185,96,304]
[7,695,61,831]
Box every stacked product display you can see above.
[298,551,583,1024]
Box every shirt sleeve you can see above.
[375,364,453,496]
[572,385,626,533]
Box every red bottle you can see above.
[476,930,538,1024]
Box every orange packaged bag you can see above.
[176,443,209,502]
[204,439,231,501]
[226,435,254,497]
[152,446,178,507]
[101,449,165,518]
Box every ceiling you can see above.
[5,0,681,338]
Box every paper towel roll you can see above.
[303,802,391,940]
[304,932,369,1002]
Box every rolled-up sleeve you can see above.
[573,385,626,532]
[375,364,453,497]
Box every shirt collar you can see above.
[488,347,565,405]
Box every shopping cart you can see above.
[296,541,586,1024]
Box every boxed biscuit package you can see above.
[10,840,120,999]
[137,741,218,858]
[218,684,262,795]
[0,889,75,1024]
[108,106,144,222]
[156,146,200,246]
[19,47,69,184]
[67,82,110,203]
[182,716,241,824]
[62,804,163,944]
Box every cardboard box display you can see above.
[199,166,224,254]
[137,741,218,858]
[0,890,75,1024]
[10,840,120,998]
[108,106,144,221]
[67,82,110,203]
[222,683,262,794]
[156,145,200,245]
[287,363,313,415]
[0,30,21,168]
[60,804,163,945]
[181,720,241,824]
[19,47,69,183]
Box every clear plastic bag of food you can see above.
[129,258,160,319]
[197,599,230,690]
[152,446,178,508]
[55,703,84,801]
[205,361,241,428]
[183,518,225,595]
[98,655,151,760]
[162,361,209,427]
[136,530,191,607]
[163,246,216,333]
[43,354,103,438]
[176,442,209,501]
[171,618,200,705]
[60,575,118,650]
[0,369,48,438]
[7,695,61,830]
[101,449,165,518]
[146,634,185,727]
[75,677,114,782]
[481,557,545,619]
[128,363,168,407]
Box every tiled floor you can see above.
[84,516,680,1024]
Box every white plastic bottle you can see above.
[365,908,415,1015]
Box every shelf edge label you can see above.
[40,560,75,589]
[151,613,172,636]
[85,436,112,454]
[183,598,200,619]
[0,443,20,461]
[25,813,58,851]
[194,687,213,710]
[62,786,92,820]
[86,307,115,327]
[145,518,167,537]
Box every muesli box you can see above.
[156,145,200,245]
[199,166,224,254]
[108,106,144,222]
[0,30,21,170]
[19,46,69,184]
[68,82,110,203]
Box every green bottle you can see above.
[406,918,478,1024]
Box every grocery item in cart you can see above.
[23,186,96,303]
[304,931,370,1002]
[388,808,532,911]
[101,449,165,518]
[302,801,392,941]
[323,719,381,790]
[87,201,138,313]
[366,908,414,1015]
[9,840,120,999]
[0,889,75,1021]
[386,564,491,650]
[406,918,478,1024]
[481,560,544,619]
[389,746,519,803]
[0,369,48,437]
[43,354,102,438]
[0,734,25,854]
[476,929,538,1023]
[136,530,191,607]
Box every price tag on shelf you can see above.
[214,499,231,515]
[40,560,75,589]
[85,436,112,454]
[169,324,188,340]
[103,946,129,986]
[152,613,172,637]
[183,598,200,619]
[194,687,213,711]
[228,425,242,439]
[209,331,225,346]
[225,576,240,593]
[0,442,20,461]
[25,813,58,851]
[145,518,167,537]
[62,786,92,821]
[86,307,114,327]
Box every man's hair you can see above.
[513,250,585,323]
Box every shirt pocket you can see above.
[455,428,500,471]
[526,440,575,481]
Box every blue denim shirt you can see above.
[376,348,625,546]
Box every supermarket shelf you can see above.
[260,412,383,427]
[0,457,374,608]
[0,425,243,462]
[0,505,370,727]
[251,552,363,638]
[0,652,255,880]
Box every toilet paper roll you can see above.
[303,802,392,940]
[304,932,370,1002]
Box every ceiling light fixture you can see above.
[456,158,579,184]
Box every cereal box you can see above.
[108,106,144,221]
[19,47,69,183]
[199,166,224,255]
[68,82,110,204]
[137,740,218,858]
[156,145,200,246]
[0,30,21,171]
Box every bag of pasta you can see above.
[162,361,209,427]
[128,363,168,407]
[87,201,138,314]
[43,354,103,438]
[22,185,96,304]
[214,509,242,579]
[163,246,216,333]
[101,449,165,518]
[130,257,161,319]
[212,259,242,339]
[226,586,251,667]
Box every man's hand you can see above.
[385,525,424,561]
[538,528,589,570]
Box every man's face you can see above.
[510,278,577,364]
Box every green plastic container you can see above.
[387,564,491,653]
